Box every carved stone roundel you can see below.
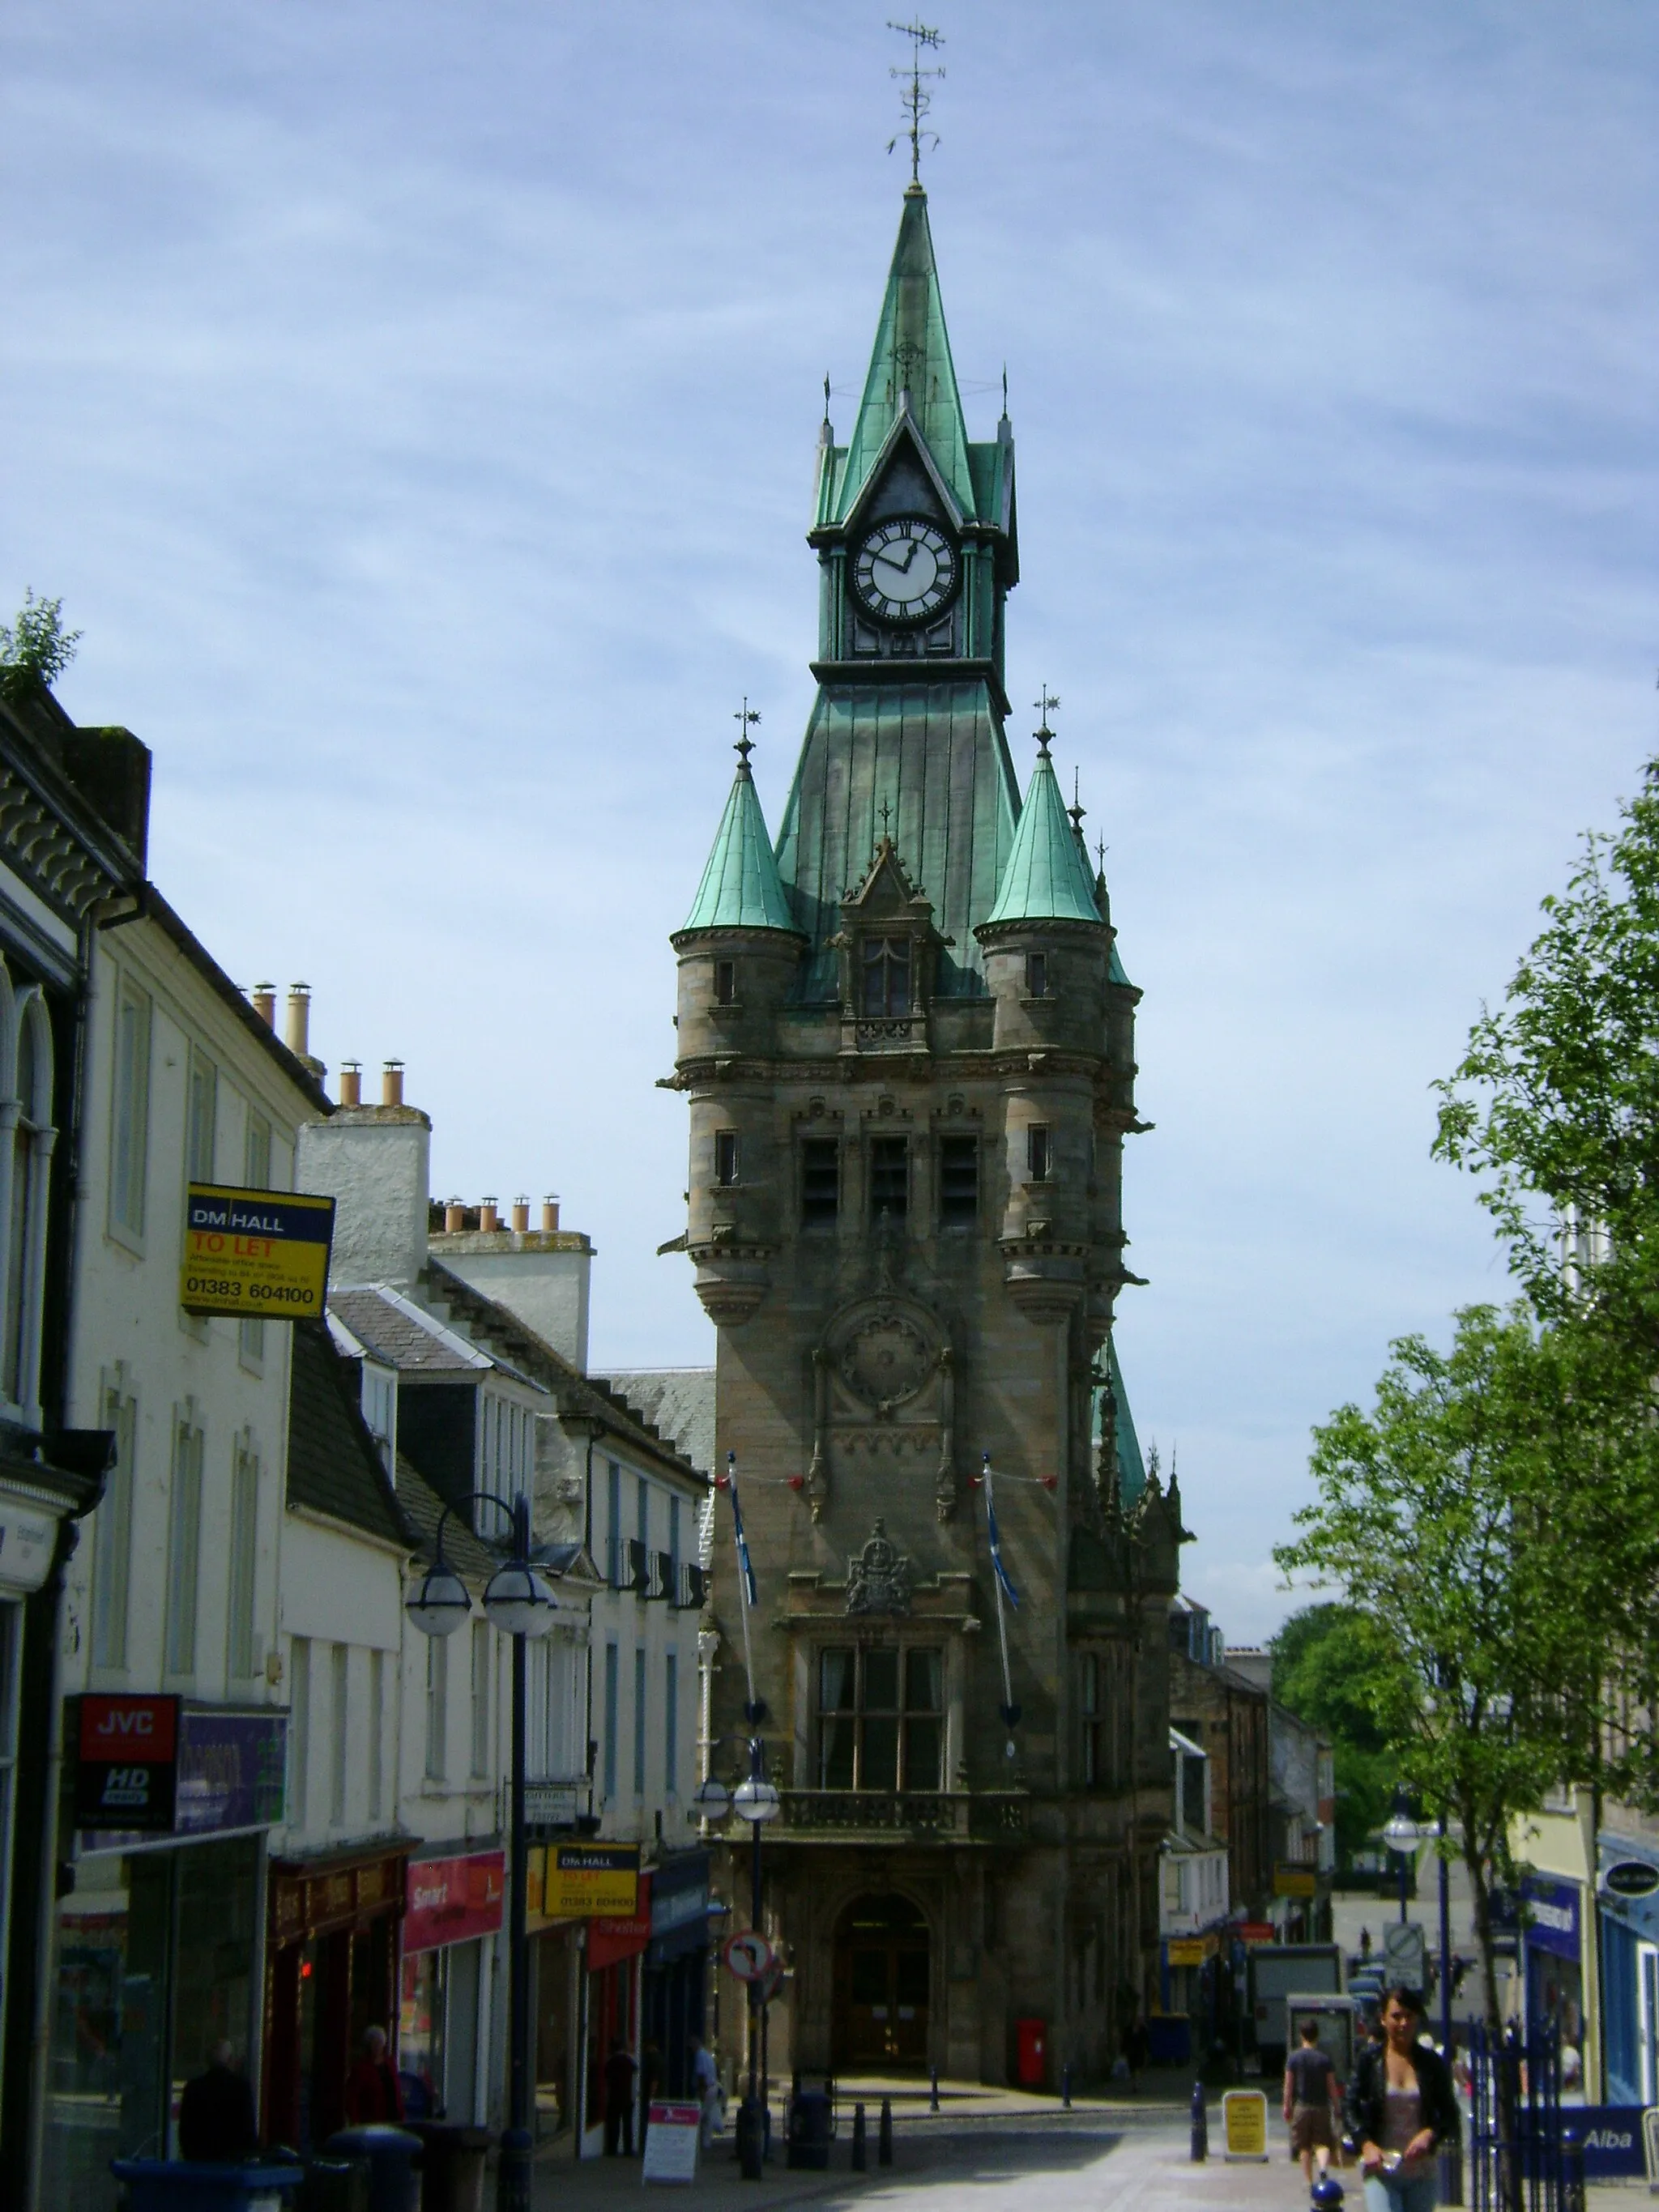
[838,1311,933,1412]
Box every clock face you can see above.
[851,517,958,624]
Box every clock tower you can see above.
[669,185,1186,2088]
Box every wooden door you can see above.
[832,1894,930,2071]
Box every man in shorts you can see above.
[1284,2017,1341,2184]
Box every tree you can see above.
[1274,1306,1642,2056]
[1270,1604,1395,1866]
[0,590,81,705]
[1434,756,1659,1348]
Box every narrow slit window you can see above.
[801,1139,839,1224]
[1027,1125,1051,1183]
[868,1137,908,1221]
[714,961,736,1006]
[714,1130,740,1187]
[1025,952,1048,999]
[938,1136,977,1225]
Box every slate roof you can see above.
[980,743,1105,928]
[394,1450,499,1583]
[328,1285,494,1376]
[602,1369,715,1478]
[286,1319,410,1548]
[679,754,799,936]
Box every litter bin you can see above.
[111,2159,306,2212]
[297,2158,369,2212]
[408,2124,491,2212]
[785,2090,834,2172]
[322,2129,421,2212]
[1015,2018,1047,2089]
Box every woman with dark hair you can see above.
[1345,1986,1460,2212]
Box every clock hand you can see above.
[876,543,921,582]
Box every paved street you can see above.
[533,2095,1648,2211]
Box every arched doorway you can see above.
[832,1893,931,2071]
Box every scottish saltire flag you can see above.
[727,1454,757,1606]
[985,1479,1020,1609]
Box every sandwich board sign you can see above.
[642,2102,702,2184]
[1221,2089,1269,2161]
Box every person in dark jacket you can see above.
[177,2040,258,2162]
[343,2024,405,2125]
[1344,1986,1460,2212]
[603,2039,638,2156]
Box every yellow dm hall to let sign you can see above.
[181,1183,336,1319]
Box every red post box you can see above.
[1016,2017,1047,2088]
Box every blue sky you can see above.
[5,2,1655,1640]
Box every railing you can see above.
[776,1791,1029,1839]
[1469,2022,1563,2212]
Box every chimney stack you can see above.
[285,984,311,1059]
[445,1200,466,1233]
[542,1195,561,1234]
[479,1197,500,1233]
[338,1060,362,1107]
[251,982,276,1029]
[382,1060,404,1106]
[511,1197,530,1233]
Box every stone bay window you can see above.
[817,1644,944,1792]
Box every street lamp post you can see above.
[731,1736,780,2178]
[1383,1792,1419,1930]
[407,1490,561,2212]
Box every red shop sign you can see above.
[403,1850,506,1954]
[589,1874,653,1971]
[74,1694,180,1833]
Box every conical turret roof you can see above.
[680,751,798,934]
[980,740,1105,927]
[832,187,975,523]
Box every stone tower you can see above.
[668,184,1184,2086]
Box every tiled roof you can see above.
[286,1320,410,1548]
[603,1370,715,1477]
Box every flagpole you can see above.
[725,1449,760,1715]
[982,1452,1021,1738]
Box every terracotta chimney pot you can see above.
[542,1195,561,1234]
[445,1200,466,1233]
[285,984,311,1058]
[251,982,276,1028]
[479,1197,500,1234]
[511,1198,531,1233]
[339,1060,362,1106]
[382,1060,404,1107]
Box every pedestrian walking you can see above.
[177,2040,258,2162]
[1346,1986,1460,2212]
[1121,2013,1149,2091]
[1282,2019,1341,2186]
[603,2037,638,2157]
[690,2035,721,2148]
[343,2026,404,2125]
[1360,1926,1373,1961]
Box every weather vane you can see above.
[1034,685,1060,753]
[878,796,894,836]
[887,18,944,185]
[1069,769,1085,833]
[733,697,760,765]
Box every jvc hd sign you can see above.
[75,1694,179,1831]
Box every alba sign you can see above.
[180,1183,335,1319]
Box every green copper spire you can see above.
[831,188,975,523]
[680,739,798,935]
[981,734,1104,927]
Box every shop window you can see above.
[817,1645,942,1792]
[869,1137,908,1222]
[713,960,736,1006]
[165,1411,204,1677]
[938,1136,977,1225]
[1026,1125,1051,1183]
[861,937,911,1017]
[714,1130,740,1187]
[400,1947,447,2116]
[801,1138,839,1224]
[109,972,151,1242]
[1025,952,1048,998]
[92,1370,138,1670]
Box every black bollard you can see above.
[1061,2063,1072,2109]
[851,2102,867,2172]
[1189,2078,1208,2163]
[878,2095,893,2167]
[929,2065,940,2113]
[1563,2125,1585,2212]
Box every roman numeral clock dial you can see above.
[851,517,958,624]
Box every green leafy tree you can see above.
[1275,1306,1645,2056]
[1270,1604,1395,1865]
[0,590,81,705]
[1434,757,1659,1346]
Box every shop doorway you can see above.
[832,1894,930,2071]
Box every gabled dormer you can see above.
[830,834,950,1045]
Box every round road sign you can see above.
[722,1929,774,1983]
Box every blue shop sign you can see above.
[648,1850,710,1966]
[1566,2108,1645,2180]
[1521,1875,1580,1963]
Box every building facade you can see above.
[668,185,1183,2088]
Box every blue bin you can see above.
[322,2129,421,2212]
[111,2159,305,2212]
[785,2090,834,2171]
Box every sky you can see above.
[4,2,1656,1642]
